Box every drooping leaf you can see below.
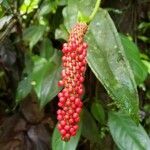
[81,108,100,143]
[52,123,81,150]
[91,102,105,124]
[31,56,49,97]
[16,76,32,103]
[16,50,61,106]
[86,10,139,121]
[15,53,33,103]
[31,51,61,108]
[20,0,40,14]
[120,34,148,85]
[23,25,45,49]
[108,112,150,150]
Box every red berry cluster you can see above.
[57,22,88,141]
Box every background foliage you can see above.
[0,0,150,149]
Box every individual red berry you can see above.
[57,115,63,121]
[60,120,66,126]
[59,97,65,103]
[75,98,81,105]
[76,107,81,113]
[73,125,79,130]
[75,116,80,122]
[83,42,88,48]
[58,102,63,107]
[79,77,84,83]
[60,129,66,135]
[64,125,70,131]
[63,43,68,47]
[70,96,75,101]
[57,109,61,115]
[68,109,74,115]
[69,118,74,124]
[58,92,63,98]
[73,113,78,119]
[57,124,62,130]
[70,127,75,133]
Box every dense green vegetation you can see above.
[0,0,150,149]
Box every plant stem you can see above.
[88,0,101,23]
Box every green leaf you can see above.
[63,0,95,30]
[23,25,45,49]
[108,112,150,150]
[138,35,150,44]
[55,24,68,41]
[20,0,40,14]
[142,60,150,74]
[63,1,139,121]
[120,34,148,85]
[138,22,150,33]
[81,108,100,143]
[15,53,33,103]
[91,102,105,124]
[86,10,139,120]
[31,51,61,108]
[1,0,10,9]
[52,123,81,150]
[38,0,59,15]
[58,0,67,6]
[40,38,54,60]
[16,76,32,103]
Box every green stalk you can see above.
[88,0,101,23]
[78,0,101,24]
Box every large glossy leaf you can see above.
[31,52,62,108]
[120,34,148,85]
[16,49,61,107]
[52,123,81,150]
[63,1,139,120]
[86,10,139,120]
[108,112,150,150]
[81,108,100,143]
